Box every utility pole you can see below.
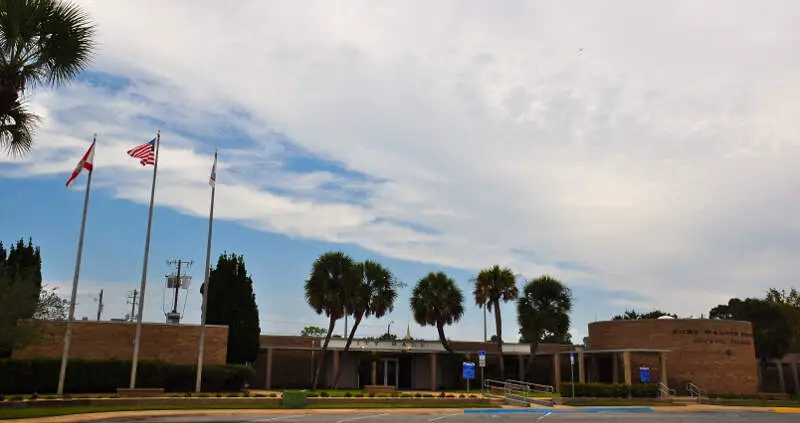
[166,259,193,324]
[95,289,104,321]
[126,289,139,322]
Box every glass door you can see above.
[383,358,399,387]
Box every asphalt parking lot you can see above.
[101,410,800,423]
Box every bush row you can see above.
[559,382,660,398]
[307,392,478,398]
[0,358,254,394]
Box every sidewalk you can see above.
[5,408,469,423]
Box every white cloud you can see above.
[5,0,800,340]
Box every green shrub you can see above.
[0,358,255,395]
[320,391,330,397]
[344,392,352,397]
[559,383,659,398]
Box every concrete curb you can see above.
[7,405,800,423]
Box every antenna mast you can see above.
[126,289,139,322]
[165,258,193,324]
[94,289,104,321]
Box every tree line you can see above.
[0,239,68,357]
[303,251,574,389]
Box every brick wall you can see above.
[588,319,757,395]
[12,320,228,365]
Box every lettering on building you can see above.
[671,328,753,345]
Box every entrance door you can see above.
[383,358,399,387]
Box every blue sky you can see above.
[2,0,800,343]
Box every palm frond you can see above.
[0,101,39,156]
[410,271,465,327]
[304,251,358,319]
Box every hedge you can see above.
[559,382,660,398]
[0,358,254,394]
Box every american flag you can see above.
[127,138,156,166]
[209,150,217,186]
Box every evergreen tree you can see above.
[0,238,43,357]
[201,252,261,364]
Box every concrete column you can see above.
[791,363,800,395]
[430,353,438,390]
[333,350,340,388]
[776,361,786,394]
[518,355,525,380]
[371,360,377,385]
[659,352,668,387]
[578,351,585,383]
[612,353,619,384]
[552,353,561,391]
[622,351,632,385]
[265,348,273,389]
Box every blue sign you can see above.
[478,350,486,357]
[569,352,574,359]
[639,367,650,383]
[462,362,476,379]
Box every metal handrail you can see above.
[504,379,555,393]
[687,382,707,402]
[658,382,676,398]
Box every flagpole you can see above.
[195,148,218,393]
[57,135,96,396]
[130,130,161,389]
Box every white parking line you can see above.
[428,413,460,422]
[249,415,306,422]
[336,413,391,423]
[536,412,552,421]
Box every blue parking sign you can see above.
[462,362,475,379]
[478,350,486,357]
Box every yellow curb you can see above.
[5,408,472,423]
[772,407,800,413]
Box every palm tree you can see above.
[517,275,572,380]
[304,251,359,390]
[473,265,518,379]
[410,271,464,353]
[332,260,402,388]
[0,0,96,156]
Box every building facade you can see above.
[12,320,229,365]
[14,318,797,396]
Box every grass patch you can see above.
[0,403,281,420]
[307,402,498,409]
[563,400,684,407]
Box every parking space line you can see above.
[250,415,306,422]
[336,413,391,423]
[428,413,461,422]
[536,412,552,420]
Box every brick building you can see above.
[16,318,797,395]
[12,320,229,365]
[587,318,759,395]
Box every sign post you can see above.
[569,352,575,399]
[462,361,475,393]
[478,350,486,397]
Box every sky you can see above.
[2,0,800,344]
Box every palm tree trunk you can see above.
[493,299,505,379]
[524,340,540,380]
[436,322,453,353]
[332,310,364,389]
[312,315,337,391]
